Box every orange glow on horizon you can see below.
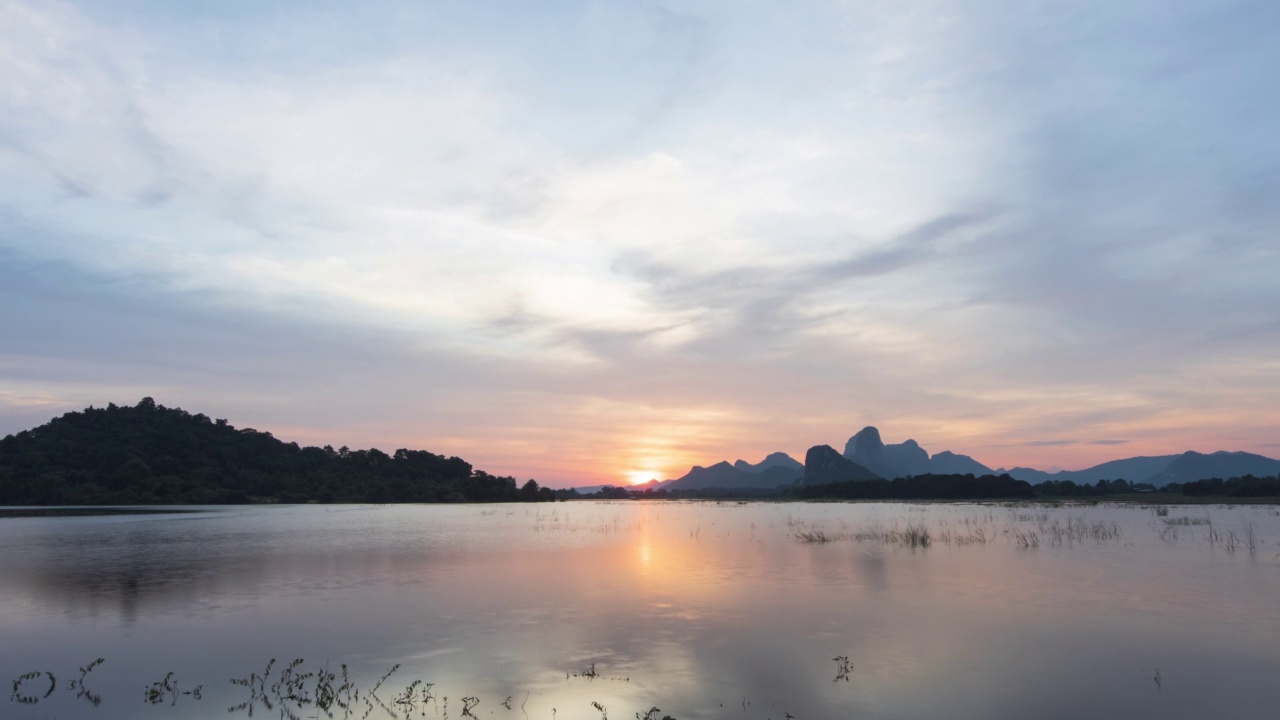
[624,469,664,486]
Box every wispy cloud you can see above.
[3,0,1279,482]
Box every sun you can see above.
[624,470,662,486]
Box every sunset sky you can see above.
[3,0,1278,487]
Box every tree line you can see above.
[1031,476,1280,497]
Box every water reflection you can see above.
[0,502,1278,719]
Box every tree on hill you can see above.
[0,398,555,505]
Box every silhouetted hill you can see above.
[1149,451,1280,486]
[882,439,933,477]
[1004,456,1176,485]
[732,451,804,474]
[842,427,992,478]
[665,458,801,490]
[634,425,1280,496]
[843,427,896,478]
[1004,452,1280,488]
[804,445,881,483]
[928,450,993,476]
[0,398,554,505]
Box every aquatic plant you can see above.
[69,657,104,707]
[10,671,55,704]
[1009,527,1040,549]
[833,655,852,682]
[1162,516,1209,526]
[1242,521,1259,555]
[145,672,176,705]
[794,528,845,543]
[853,521,931,548]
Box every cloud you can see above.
[2,0,1279,481]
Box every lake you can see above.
[1,501,1277,719]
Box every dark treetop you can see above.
[0,398,555,505]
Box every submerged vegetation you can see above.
[782,502,1272,556]
[4,501,1273,718]
[10,657,682,720]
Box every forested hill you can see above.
[0,398,555,505]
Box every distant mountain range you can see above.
[630,426,1280,492]
[999,451,1280,486]
[662,452,805,490]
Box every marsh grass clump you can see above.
[853,520,931,549]
[230,658,408,719]
[1087,520,1121,542]
[794,528,848,543]
[1010,527,1040,549]
[313,662,355,714]
[1243,521,1260,554]
[145,672,177,705]
[832,655,852,682]
[273,658,316,704]
[1032,516,1121,546]
[69,658,104,707]
[10,671,56,704]
[901,523,931,548]
[394,679,424,708]
[942,514,995,545]
[1163,516,1209,526]
[1207,518,1223,546]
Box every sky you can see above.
[2,0,1278,487]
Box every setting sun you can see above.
[624,470,663,486]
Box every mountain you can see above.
[1003,456,1176,485]
[664,452,803,490]
[882,439,933,477]
[1001,451,1280,487]
[732,451,804,474]
[842,426,992,479]
[804,445,881,484]
[843,427,897,478]
[929,450,993,476]
[666,461,741,489]
[1148,451,1280,486]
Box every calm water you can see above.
[1,501,1278,719]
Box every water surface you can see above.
[1,501,1277,719]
